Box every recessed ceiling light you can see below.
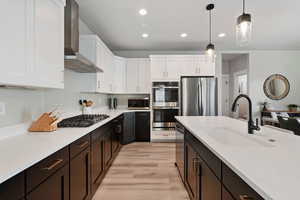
[142,33,149,38]
[218,33,226,38]
[139,9,148,16]
[181,33,188,38]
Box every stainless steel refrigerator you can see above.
[180,77,218,116]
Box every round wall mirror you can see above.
[263,74,290,100]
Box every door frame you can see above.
[221,74,230,116]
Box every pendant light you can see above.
[236,0,252,46]
[206,4,215,62]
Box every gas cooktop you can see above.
[58,114,110,128]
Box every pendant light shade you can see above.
[205,4,215,62]
[236,0,252,46]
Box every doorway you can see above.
[221,53,249,119]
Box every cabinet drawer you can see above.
[222,164,264,200]
[185,131,221,179]
[0,172,25,200]
[70,134,91,159]
[26,146,69,192]
[27,165,69,200]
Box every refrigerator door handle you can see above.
[198,80,203,115]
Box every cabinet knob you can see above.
[239,195,254,200]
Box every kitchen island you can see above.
[175,116,300,200]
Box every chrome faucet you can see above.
[231,94,260,134]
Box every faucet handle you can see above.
[255,118,261,131]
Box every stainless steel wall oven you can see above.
[152,82,179,130]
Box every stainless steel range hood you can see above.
[64,0,103,73]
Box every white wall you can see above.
[249,51,300,116]
[79,18,94,34]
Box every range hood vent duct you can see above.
[64,0,103,73]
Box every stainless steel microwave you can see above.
[128,98,150,110]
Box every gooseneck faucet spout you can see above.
[231,94,260,134]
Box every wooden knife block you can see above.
[28,113,58,132]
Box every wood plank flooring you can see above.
[92,142,190,200]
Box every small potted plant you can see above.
[287,104,299,112]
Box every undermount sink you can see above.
[208,127,276,147]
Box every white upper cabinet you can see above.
[34,0,65,88]
[113,56,126,93]
[126,58,151,94]
[150,55,215,80]
[165,57,183,80]
[138,59,151,93]
[126,59,139,93]
[0,0,65,88]
[150,56,182,81]
[150,56,167,80]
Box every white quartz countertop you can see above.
[0,109,150,185]
[175,116,300,200]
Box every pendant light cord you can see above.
[243,0,245,14]
[209,9,212,43]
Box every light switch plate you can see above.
[0,102,6,116]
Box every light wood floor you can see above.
[93,142,190,200]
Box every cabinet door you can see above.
[34,0,64,88]
[0,0,29,86]
[185,142,199,200]
[138,59,151,93]
[126,59,139,93]
[166,57,182,80]
[199,56,215,76]
[135,112,150,142]
[0,172,25,200]
[91,135,104,195]
[199,156,221,200]
[181,57,196,76]
[222,186,236,200]
[150,57,166,80]
[27,165,69,200]
[122,112,136,145]
[103,130,112,169]
[113,57,126,93]
[70,148,91,200]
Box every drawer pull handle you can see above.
[239,195,254,200]
[78,141,89,148]
[42,159,63,171]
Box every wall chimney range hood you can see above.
[64,0,103,73]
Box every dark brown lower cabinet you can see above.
[27,165,69,200]
[222,186,235,200]
[135,112,150,142]
[0,172,25,200]
[1,118,123,200]
[91,130,104,195]
[103,130,112,169]
[199,156,221,200]
[70,147,91,200]
[185,137,221,200]
[185,142,199,200]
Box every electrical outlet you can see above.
[0,102,6,116]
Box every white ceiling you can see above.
[78,0,300,51]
